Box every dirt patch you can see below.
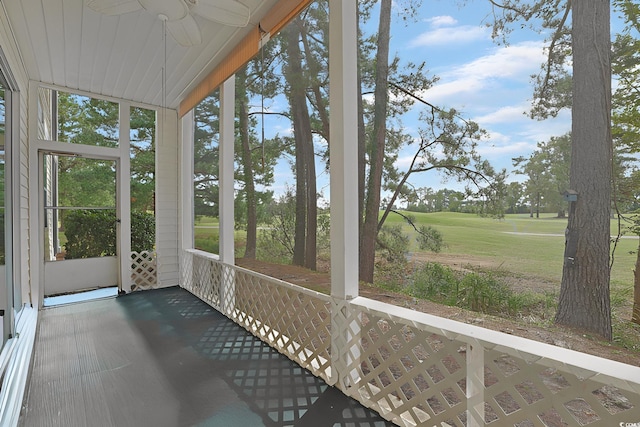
[236,257,640,366]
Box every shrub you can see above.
[195,235,219,254]
[131,211,155,253]
[377,224,410,263]
[457,273,510,313]
[416,225,444,252]
[257,190,330,264]
[64,210,117,259]
[408,262,458,301]
[408,262,515,315]
[64,210,155,259]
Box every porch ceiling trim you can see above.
[178,0,312,117]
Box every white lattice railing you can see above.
[130,251,157,290]
[181,249,333,381]
[181,249,640,427]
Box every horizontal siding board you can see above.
[155,109,179,288]
[0,1,32,307]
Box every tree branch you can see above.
[388,81,474,127]
[538,0,572,99]
[388,209,421,235]
[487,0,530,16]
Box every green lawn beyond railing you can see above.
[384,211,637,288]
[195,212,640,349]
[195,212,637,290]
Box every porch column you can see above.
[118,103,132,294]
[178,110,195,251]
[219,76,235,265]
[329,0,358,299]
[329,0,360,389]
[219,76,236,314]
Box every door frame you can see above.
[39,150,120,298]
[36,145,123,303]
[28,82,135,308]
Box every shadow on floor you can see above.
[22,286,393,427]
[118,287,393,427]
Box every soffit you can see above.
[3,0,279,109]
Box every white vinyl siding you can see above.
[155,108,179,287]
[0,3,31,307]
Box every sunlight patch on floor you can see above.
[43,287,118,307]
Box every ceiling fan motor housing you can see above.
[138,0,188,21]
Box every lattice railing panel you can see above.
[338,298,640,427]
[179,250,640,427]
[180,250,222,310]
[482,348,640,427]
[231,268,333,383]
[334,301,468,427]
[130,251,157,290]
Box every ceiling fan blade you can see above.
[166,14,202,47]
[86,0,142,15]
[192,0,250,27]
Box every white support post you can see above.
[178,110,194,252]
[466,342,485,427]
[219,76,236,315]
[118,103,132,294]
[178,110,195,290]
[27,81,41,308]
[329,0,359,300]
[329,0,360,389]
[155,108,180,288]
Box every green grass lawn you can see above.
[193,212,640,349]
[194,216,248,256]
[195,212,637,292]
[195,216,219,226]
[385,211,637,290]
[386,211,640,351]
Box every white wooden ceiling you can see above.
[4,0,277,109]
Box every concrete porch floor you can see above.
[20,287,393,427]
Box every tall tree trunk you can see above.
[359,0,392,284]
[285,22,315,267]
[299,23,321,271]
[555,0,612,340]
[237,80,258,259]
[237,69,257,259]
[300,25,330,143]
[530,197,534,218]
[304,132,317,270]
[357,13,366,262]
[294,146,306,266]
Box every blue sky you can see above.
[389,1,570,192]
[262,1,623,201]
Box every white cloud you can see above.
[417,41,545,106]
[409,14,487,47]
[453,41,545,80]
[520,111,571,143]
[476,140,534,157]
[271,124,293,137]
[394,154,416,169]
[418,76,485,105]
[474,105,530,125]
[425,15,458,27]
[409,25,488,47]
[480,130,512,145]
